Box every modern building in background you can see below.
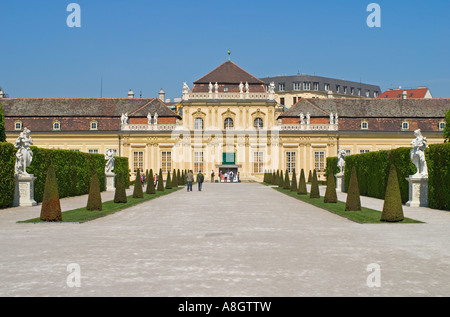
[260,74,381,108]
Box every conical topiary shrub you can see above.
[324,174,338,203]
[308,170,313,183]
[284,170,290,190]
[114,173,127,203]
[172,169,178,187]
[272,171,276,185]
[381,164,404,222]
[40,164,62,222]
[87,171,102,211]
[345,167,361,211]
[278,170,284,188]
[309,169,320,198]
[298,169,307,195]
[133,169,144,198]
[166,171,172,189]
[157,168,165,191]
[146,169,156,194]
[177,169,181,186]
[290,169,297,192]
[276,170,280,186]
[267,171,272,184]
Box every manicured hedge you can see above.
[0,143,16,208]
[427,143,450,210]
[328,145,449,210]
[114,156,130,189]
[27,147,106,203]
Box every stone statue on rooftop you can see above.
[245,82,249,93]
[330,112,334,125]
[147,112,152,125]
[410,129,428,177]
[121,113,129,125]
[209,82,213,94]
[183,82,190,95]
[14,128,33,176]
[306,112,311,125]
[269,82,275,94]
[154,112,158,125]
[300,113,305,125]
[214,82,219,93]
[239,82,244,94]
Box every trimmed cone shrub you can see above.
[381,164,404,222]
[267,171,272,184]
[272,171,276,185]
[345,167,361,211]
[133,169,144,198]
[177,169,181,186]
[172,169,178,187]
[290,169,298,192]
[40,165,62,222]
[298,169,308,195]
[278,170,284,188]
[276,170,280,186]
[309,169,320,198]
[87,171,102,211]
[157,169,165,191]
[308,170,313,183]
[114,173,127,203]
[146,169,155,194]
[284,170,290,190]
[324,173,338,203]
[166,171,172,189]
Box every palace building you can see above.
[2,59,448,182]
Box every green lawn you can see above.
[18,186,182,224]
[269,185,422,224]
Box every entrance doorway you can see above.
[217,165,241,183]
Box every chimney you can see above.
[159,88,165,101]
[402,91,407,100]
[0,88,4,98]
[327,90,334,99]
[128,89,134,98]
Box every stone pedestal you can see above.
[105,172,116,192]
[13,174,37,207]
[335,173,345,193]
[405,176,428,208]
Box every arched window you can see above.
[360,120,368,130]
[439,121,446,131]
[90,120,98,130]
[224,118,234,129]
[194,117,203,130]
[53,120,61,131]
[401,121,409,131]
[254,118,263,129]
[14,120,23,131]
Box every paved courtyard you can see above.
[1,182,450,297]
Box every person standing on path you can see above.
[197,171,204,191]
[186,170,194,192]
[210,170,215,183]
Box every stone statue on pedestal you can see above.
[183,82,190,95]
[410,129,428,177]
[214,82,219,93]
[300,113,305,125]
[105,147,115,174]
[245,82,249,93]
[147,113,152,125]
[14,127,33,176]
[239,82,244,94]
[209,82,213,94]
[121,113,129,125]
[337,149,346,174]
[306,112,311,125]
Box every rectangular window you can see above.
[293,97,297,105]
[133,151,144,173]
[357,88,361,96]
[345,149,351,156]
[314,151,325,172]
[161,151,172,173]
[253,151,264,174]
[293,82,301,91]
[279,83,285,91]
[194,151,204,173]
[351,87,355,95]
[324,83,330,91]
[303,82,311,91]
[285,151,296,174]
[360,150,370,154]
[88,149,99,154]
[343,86,348,94]
[336,85,340,93]
[313,82,319,91]
[280,98,285,105]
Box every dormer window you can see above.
[361,121,368,130]
[53,120,61,131]
[14,120,23,131]
[439,121,446,131]
[90,120,98,130]
[401,121,409,131]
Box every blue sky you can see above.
[1,0,449,99]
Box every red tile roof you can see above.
[378,88,430,99]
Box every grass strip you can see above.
[18,187,182,224]
[270,185,422,224]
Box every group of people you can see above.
[186,170,204,192]
[217,170,239,183]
